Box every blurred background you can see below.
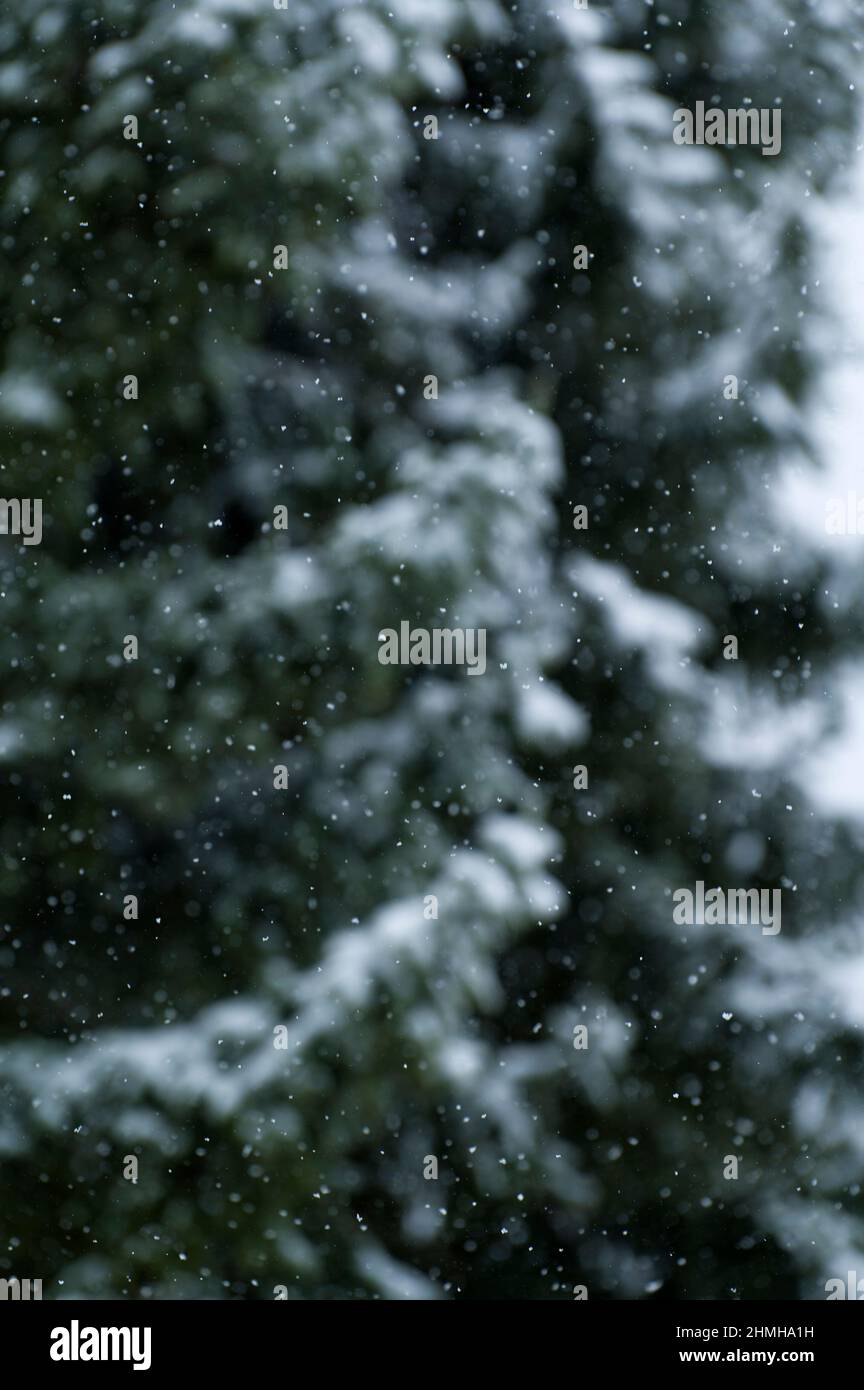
[2,0,864,1300]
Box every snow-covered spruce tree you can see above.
[0,0,584,1300]
[0,0,861,1301]
[465,0,864,1298]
